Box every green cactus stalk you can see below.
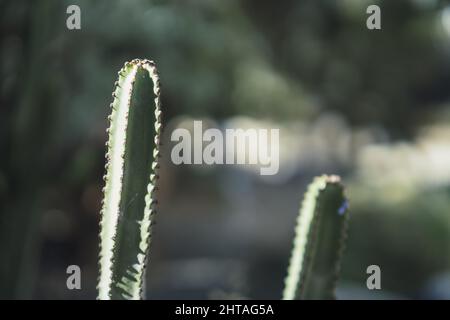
[97,59,162,300]
[283,175,349,300]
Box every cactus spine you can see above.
[283,175,349,300]
[97,59,161,300]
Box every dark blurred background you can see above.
[1,0,450,299]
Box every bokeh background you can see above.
[2,0,450,299]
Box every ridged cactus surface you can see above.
[283,175,349,300]
[97,59,161,300]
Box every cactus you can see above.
[283,175,349,300]
[97,59,162,300]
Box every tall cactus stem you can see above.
[97,59,162,300]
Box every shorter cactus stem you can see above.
[283,175,349,300]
